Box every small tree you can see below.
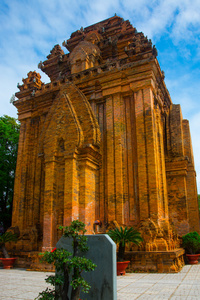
[108,226,143,261]
[0,231,18,258]
[35,220,96,300]
[0,115,20,231]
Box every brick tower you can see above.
[11,16,199,271]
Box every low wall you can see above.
[125,249,185,273]
[9,248,185,274]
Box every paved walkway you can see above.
[1,264,200,299]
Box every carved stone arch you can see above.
[40,82,102,251]
[39,81,101,156]
[39,90,83,158]
[60,81,101,147]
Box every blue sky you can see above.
[0,0,200,191]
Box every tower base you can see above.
[125,249,185,273]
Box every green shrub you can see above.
[182,231,200,254]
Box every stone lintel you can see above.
[101,76,154,97]
[166,170,187,177]
[18,111,32,121]
[166,158,188,177]
[14,82,60,111]
[14,59,158,110]
[14,96,33,118]
[74,58,153,89]
[78,156,100,170]
[130,78,155,92]
[78,153,101,171]
[15,90,33,100]
[79,144,101,159]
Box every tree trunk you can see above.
[118,243,125,261]
[61,264,70,300]
[0,244,10,258]
[71,286,81,300]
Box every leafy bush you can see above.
[182,231,200,254]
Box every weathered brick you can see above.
[11,16,199,265]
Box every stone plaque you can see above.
[56,234,117,300]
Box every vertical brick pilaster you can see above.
[155,112,169,220]
[183,120,199,233]
[113,93,124,224]
[186,167,199,232]
[170,105,184,157]
[123,94,138,224]
[27,119,39,227]
[143,88,159,221]
[33,155,43,226]
[106,96,116,222]
[135,89,149,220]
[166,165,189,235]
[182,119,194,165]
[63,154,79,226]
[166,106,190,235]
[79,157,97,234]
[42,157,56,251]
[97,102,105,223]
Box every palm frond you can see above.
[0,231,18,244]
[108,226,143,261]
[108,226,143,246]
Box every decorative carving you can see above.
[41,16,161,81]
[139,219,159,251]
[124,33,152,58]
[18,71,44,91]
[139,219,179,252]
[69,41,101,74]
[85,31,102,44]
[47,44,64,59]
[152,45,158,57]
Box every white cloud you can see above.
[0,0,200,192]
[171,0,200,42]
[166,76,199,107]
[190,112,200,193]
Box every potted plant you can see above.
[108,226,143,275]
[0,231,18,269]
[182,231,200,264]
